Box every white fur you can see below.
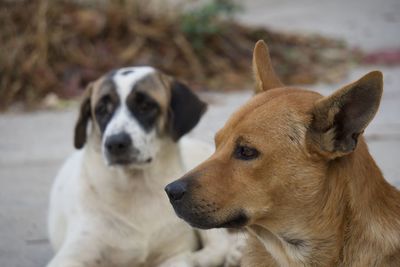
[102,106,159,165]
[103,67,159,165]
[47,68,237,267]
[47,136,232,267]
[114,67,154,100]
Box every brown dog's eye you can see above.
[234,145,259,160]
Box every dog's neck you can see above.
[331,139,400,265]
[250,139,400,266]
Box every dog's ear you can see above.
[308,71,383,158]
[74,83,93,149]
[253,40,283,94]
[168,81,207,141]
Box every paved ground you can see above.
[237,0,400,52]
[1,0,399,266]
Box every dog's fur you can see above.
[166,41,400,266]
[47,67,235,267]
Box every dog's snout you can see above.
[165,181,187,202]
[105,133,132,154]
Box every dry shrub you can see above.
[0,0,359,110]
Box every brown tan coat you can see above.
[165,41,400,266]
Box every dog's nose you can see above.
[105,133,132,154]
[165,180,187,202]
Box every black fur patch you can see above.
[74,97,91,149]
[94,79,119,134]
[126,90,160,132]
[121,70,134,76]
[168,81,207,141]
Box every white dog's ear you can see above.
[253,40,283,94]
[308,71,383,158]
[168,81,207,141]
[74,83,93,149]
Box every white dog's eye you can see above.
[106,102,113,113]
[126,91,160,131]
[137,101,155,114]
[134,93,158,115]
[97,96,113,115]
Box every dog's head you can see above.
[165,41,383,229]
[74,66,206,167]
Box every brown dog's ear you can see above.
[308,71,383,158]
[253,40,283,94]
[168,81,207,141]
[74,83,93,149]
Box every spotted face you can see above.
[74,66,207,168]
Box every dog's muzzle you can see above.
[165,178,249,229]
[105,132,132,154]
[165,180,187,202]
[104,132,142,165]
[165,178,213,229]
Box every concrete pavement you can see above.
[1,0,399,266]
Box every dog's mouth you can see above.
[106,155,153,167]
[215,212,249,228]
[174,205,249,230]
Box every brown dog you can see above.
[165,40,400,266]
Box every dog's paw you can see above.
[223,233,247,267]
[158,253,194,267]
[159,261,192,267]
[224,249,242,267]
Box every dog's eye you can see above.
[234,145,259,160]
[134,93,157,114]
[137,101,156,114]
[96,96,113,115]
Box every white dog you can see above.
[47,67,238,267]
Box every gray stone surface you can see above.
[237,0,400,52]
[1,0,399,266]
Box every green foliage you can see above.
[181,0,242,50]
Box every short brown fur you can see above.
[170,41,400,266]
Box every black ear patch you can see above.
[168,81,207,141]
[74,85,93,149]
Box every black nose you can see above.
[105,133,132,154]
[165,180,187,202]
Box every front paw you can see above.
[158,254,194,267]
[159,261,192,267]
[224,249,242,267]
[224,233,247,267]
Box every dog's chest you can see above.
[79,143,202,264]
[128,184,181,229]
[116,180,198,263]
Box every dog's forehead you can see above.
[218,88,322,141]
[111,66,157,100]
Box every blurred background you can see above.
[0,0,399,266]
